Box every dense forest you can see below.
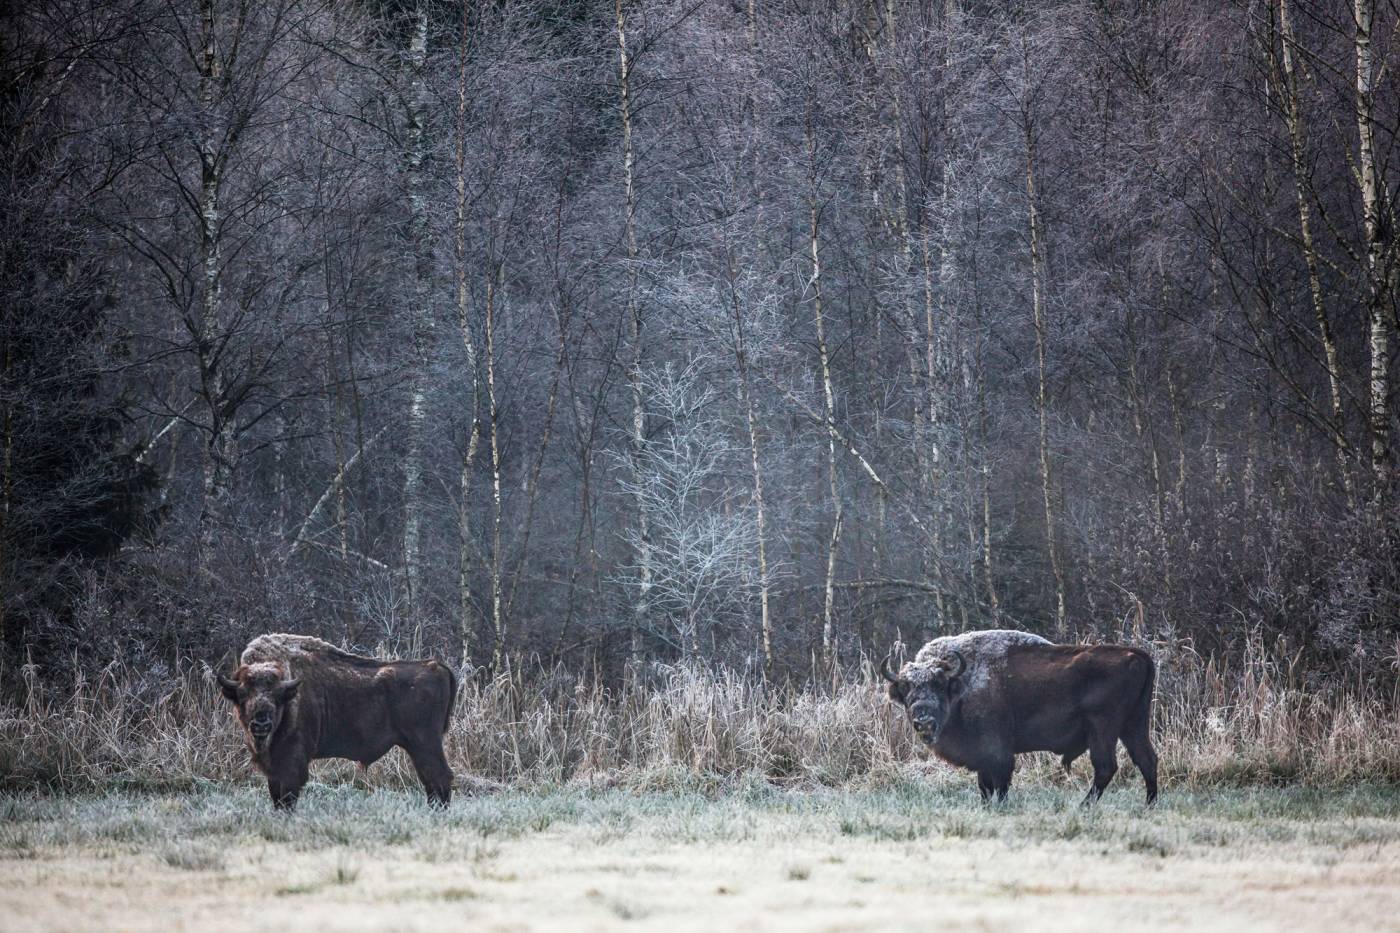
[2,0,1398,684]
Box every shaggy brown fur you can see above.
[219,634,457,809]
[884,633,1158,805]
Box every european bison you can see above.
[218,634,457,809]
[882,630,1158,804]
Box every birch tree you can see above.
[1016,23,1068,632]
[400,0,434,615]
[616,0,652,660]
[1354,0,1390,502]
[807,117,842,666]
[454,0,481,664]
[1273,0,1351,497]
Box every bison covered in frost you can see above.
[218,634,457,809]
[882,630,1158,804]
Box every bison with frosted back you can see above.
[882,629,1158,804]
[218,634,457,809]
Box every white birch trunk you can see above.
[808,122,841,665]
[1276,0,1351,498]
[726,252,772,673]
[1022,43,1067,632]
[486,268,504,672]
[740,3,774,673]
[454,1,481,666]
[976,335,999,618]
[1354,0,1389,501]
[195,0,236,550]
[616,0,651,661]
[401,2,432,614]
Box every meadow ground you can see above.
[3,776,1400,931]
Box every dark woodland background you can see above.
[3,0,1399,686]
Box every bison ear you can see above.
[217,675,241,703]
[273,679,300,704]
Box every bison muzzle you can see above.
[883,630,1158,805]
[218,634,457,810]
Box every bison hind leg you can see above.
[1082,734,1120,807]
[1122,731,1159,806]
[405,742,453,808]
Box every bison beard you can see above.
[218,634,457,810]
[883,632,1158,805]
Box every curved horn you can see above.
[879,653,899,684]
[217,674,241,702]
[946,650,966,679]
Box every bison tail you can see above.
[442,664,459,734]
[1130,650,1157,735]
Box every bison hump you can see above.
[910,629,1052,691]
[240,634,381,669]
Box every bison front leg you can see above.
[267,761,310,811]
[976,771,994,802]
[977,758,1014,804]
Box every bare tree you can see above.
[619,363,760,660]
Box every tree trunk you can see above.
[1354,0,1389,502]
[975,329,999,618]
[402,1,433,616]
[0,334,10,646]
[739,2,774,673]
[616,0,651,662]
[454,1,481,666]
[1022,45,1067,632]
[921,0,963,625]
[1275,0,1351,499]
[1167,366,1188,515]
[726,252,773,673]
[808,123,842,667]
[195,0,235,551]
[486,266,504,672]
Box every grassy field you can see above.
[5,776,1400,931]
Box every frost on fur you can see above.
[905,629,1052,691]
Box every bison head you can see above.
[881,651,966,744]
[218,663,299,753]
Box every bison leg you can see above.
[406,742,453,808]
[1060,743,1085,778]
[267,763,308,811]
[976,772,994,802]
[1122,730,1159,806]
[990,759,1014,802]
[1082,734,1119,806]
[1122,675,1159,805]
[977,758,1014,804]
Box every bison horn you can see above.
[217,674,240,702]
[879,653,899,684]
[947,650,966,679]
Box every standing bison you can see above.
[882,630,1158,804]
[218,634,457,809]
